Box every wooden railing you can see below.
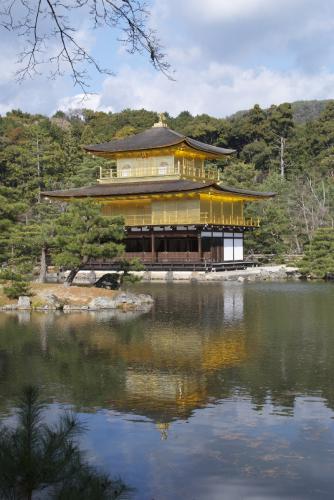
[120,212,260,227]
[99,158,221,182]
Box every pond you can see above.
[0,281,334,499]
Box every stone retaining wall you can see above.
[56,265,300,285]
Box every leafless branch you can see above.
[0,0,173,93]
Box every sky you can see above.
[1,0,334,117]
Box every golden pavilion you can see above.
[42,115,274,269]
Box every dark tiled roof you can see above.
[84,127,235,157]
[42,179,275,199]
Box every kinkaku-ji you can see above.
[42,114,274,270]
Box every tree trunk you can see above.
[294,234,301,254]
[38,246,47,283]
[64,256,89,286]
[280,136,286,179]
[65,267,80,286]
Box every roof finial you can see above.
[152,112,168,128]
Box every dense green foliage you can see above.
[53,200,125,284]
[228,99,333,124]
[3,281,31,299]
[0,270,31,299]
[0,102,333,273]
[0,386,125,499]
[299,228,334,278]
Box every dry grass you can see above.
[0,283,117,307]
[31,283,117,305]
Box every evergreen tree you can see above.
[0,386,125,499]
[1,101,334,262]
[53,200,125,285]
[221,161,258,189]
[299,227,334,278]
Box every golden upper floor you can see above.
[101,192,260,228]
[42,179,275,228]
[98,155,222,183]
[85,121,235,184]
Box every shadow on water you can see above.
[1,281,334,499]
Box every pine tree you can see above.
[0,386,125,499]
[53,200,125,285]
[299,227,334,278]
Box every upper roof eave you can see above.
[83,127,235,158]
[41,179,275,200]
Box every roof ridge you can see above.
[83,125,235,157]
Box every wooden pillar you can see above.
[151,231,155,263]
[209,194,212,223]
[198,233,202,262]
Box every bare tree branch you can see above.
[0,0,173,93]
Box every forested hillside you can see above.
[228,99,333,124]
[1,102,333,267]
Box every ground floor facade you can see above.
[88,225,251,270]
[124,226,245,264]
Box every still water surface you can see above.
[1,282,334,499]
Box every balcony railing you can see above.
[117,212,259,227]
[99,159,221,182]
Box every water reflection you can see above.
[1,282,334,499]
[0,285,251,423]
[223,283,244,323]
[1,283,334,421]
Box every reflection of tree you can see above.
[1,283,334,423]
[0,307,248,421]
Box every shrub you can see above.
[299,227,334,279]
[0,269,32,299]
[3,281,31,299]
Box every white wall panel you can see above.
[224,238,234,261]
[234,238,243,261]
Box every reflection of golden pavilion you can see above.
[94,324,247,421]
[115,331,247,422]
[27,285,249,424]
[156,422,169,440]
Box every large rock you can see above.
[43,294,63,309]
[94,273,120,290]
[17,296,31,309]
[88,297,117,310]
[137,293,154,304]
[114,292,153,308]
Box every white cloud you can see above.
[1,0,334,116]
[153,0,334,73]
[180,0,284,22]
[56,63,334,118]
[56,93,111,114]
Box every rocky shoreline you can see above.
[0,290,154,312]
[0,266,302,313]
[65,265,300,284]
